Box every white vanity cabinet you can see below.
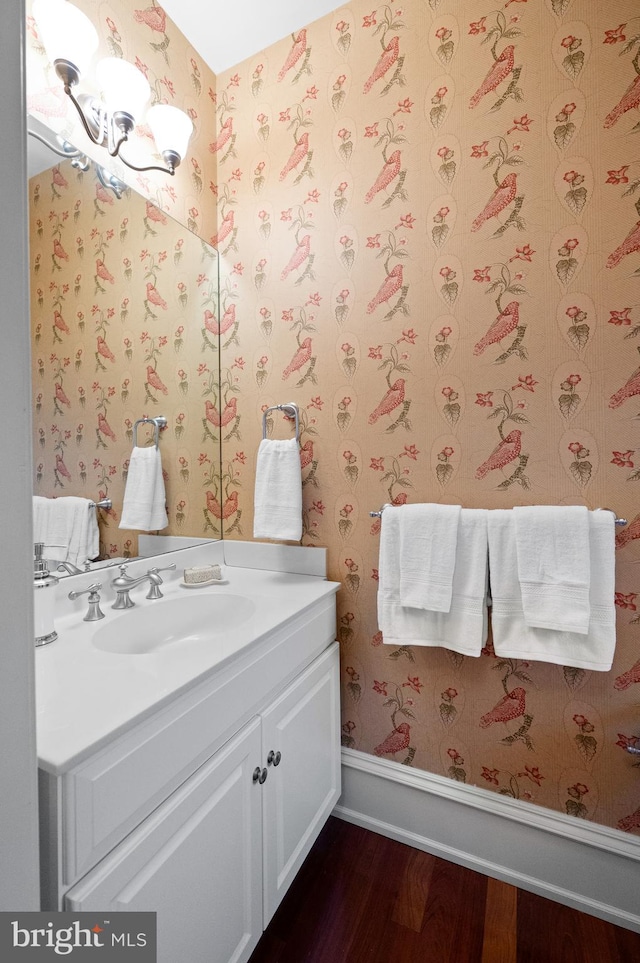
[40,628,340,963]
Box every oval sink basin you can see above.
[93,594,256,655]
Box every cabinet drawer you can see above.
[62,595,336,883]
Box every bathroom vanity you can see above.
[36,542,340,963]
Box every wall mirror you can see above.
[28,128,223,570]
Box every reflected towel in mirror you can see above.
[33,495,99,567]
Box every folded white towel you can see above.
[119,446,168,531]
[68,498,100,567]
[488,510,616,671]
[33,495,99,567]
[33,495,69,559]
[399,503,461,612]
[378,507,489,656]
[514,505,590,633]
[253,438,302,541]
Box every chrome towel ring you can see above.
[133,415,167,449]
[262,403,300,443]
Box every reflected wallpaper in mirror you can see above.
[29,157,226,558]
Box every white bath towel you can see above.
[119,446,168,531]
[378,506,489,656]
[33,495,99,567]
[253,438,302,541]
[399,503,461,612]
[514,505,590,633]
[488,510,616,671]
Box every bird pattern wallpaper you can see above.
[214,0,640,834]
[29,164,223,554]
[27,0,640,833]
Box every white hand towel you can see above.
[514,505,590,633]
[33,495,99,566]
[66,496,100,567]
[119,446,168,531]
[33,495,68,559]
[399,503,461,611]
[378,507,489,657]
[488,510,616,671]
[253,438,302,541]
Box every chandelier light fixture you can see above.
[32,0,193,176]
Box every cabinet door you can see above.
[65,718,263,963]
[261,642,341,923]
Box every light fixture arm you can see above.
[110,153,179,176]
[58,65,177,177]
[106,111,131,158]
[27,126,89,170]
[63,82,127,157]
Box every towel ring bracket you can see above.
[262,403,300,443]
[133,415,167,449]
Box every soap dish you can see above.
[180,577,229,588]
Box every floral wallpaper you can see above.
[29,161,222,556]
[27,0,224,555]
[213,0,640,833]
[25,0,640,833]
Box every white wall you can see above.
[0,0,41,910]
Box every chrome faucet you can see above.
[111,563,176,609]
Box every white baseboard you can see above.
[335,748,640,933]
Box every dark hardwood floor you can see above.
[249,816,640,963]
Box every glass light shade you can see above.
[147,105,194,162]
[33,0,99,77]
[95,58,151,124]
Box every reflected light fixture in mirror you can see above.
[32,0,193,175]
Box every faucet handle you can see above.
[145,563,176,599]
[68,581,102,599]
[68,582,105,621]
[148,563,177,578]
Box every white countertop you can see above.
[36,543,339,774]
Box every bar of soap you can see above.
[183,564,222,583]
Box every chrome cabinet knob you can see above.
[252,766,268,784]
[267,750,281,767]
